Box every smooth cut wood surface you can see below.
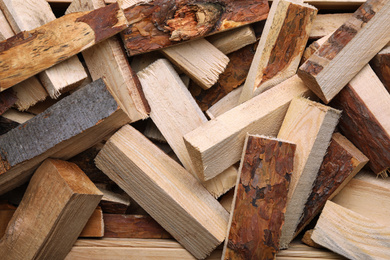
[298,0,390,103]
[223,135,295,260]
[312,201,390,260]
[0,78,130,195]
[277,97,341,249]
[0,3,128,91]
[371,45,390,92]
[184,75,315,181]
[121,0,269,56]
[309,13,351,39]
[95,125,229,259]
[240,0,317,103]
[0,159,103,260]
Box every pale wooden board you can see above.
[310,13,352,39]
[2,108,34,123]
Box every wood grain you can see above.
[309,13,351,40]
[371,45,390,92]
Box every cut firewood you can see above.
[371,45,390,92]
[98,187,130,214]
[331,64,390,176]
[222,135,295,260]
[0,78,130,195]
[298,0,390,103]
[295,132,368,236]
[239,0,317,103]
[276,240,346,259]
[0,3,128,90]
[1,108,34,123]
[78,207,104,238]
[130,52,164,73]
[205,86,243,120]
[95,125,229,259]
[0,0,88,99]
[103,214,172,239]
[0,89,16,115]
[184,75,315,181]
[0,159,103,260]
[277,97,341,249]
[138,58,237,196]
[0,8,13,38]
[143,119,167,143]
[302,229,322,249]
[309,13,351,39]
[219,188,234,213]
[301,34,331,65]
[161,39,229,90]
[312,201,390,260]
[121,0,269,56]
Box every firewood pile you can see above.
[0,0,389,259]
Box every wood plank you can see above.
[95,125,229,259]
[298,0,390,103]
[1,108,34,123]
[0,0,88,99]
[183,75,315,181]
[309,13,351,40]
[0,159,103,260]
[301,34,331,65]
[121,0,269,56]
[295,132,368,236]
[330,64,390,176]
[0,3,128,90]
[277,97,341,249]
[371,45,390,92]
[312,200,390,260]
[276,240,346,259]
[240,0,317,103]
[0,8,13,39]
[161,39,229,90]
[222,135,295,259]
[0,78,130,195]
[78,207,104,238]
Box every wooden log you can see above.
[205,86,243,120]
[312,200,390,260]
[277,97,341,249]
[121,0,269,56]
[330,64,390,176]
[298,0,390,103]
[0,89,16,115]
[222,135,296,260]
[239,0,317,103]
[0,159,103,260]
[0,8,13,38]
[0,3,128,90]
[371,45,390,92]
[138,58,237,197]
[98,187,130,214]
[0,0,88,99]
[183,75,315,181]
[309,13,351,40]
[161,39,229,90]
[294,132,368,236]
[103,214,172,239]
[0,78,130,195]
[95,125,229,259]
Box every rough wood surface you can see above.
[184,75,315,181]
[0,89,16,115]
[302,229,322,249]
[301,34,331,65]
[295,132,368,236]
[0,116,19,135]
[277,240,346,259]
[298,0,390,103]
[240,0,317,103]
[331,64,390,176]
[309,13,351,39]
[1,108,34,123]
[222,135,295,260]
[0,78,130,195]
[371,45,390,92]
[95,125,229,259]
[0,159,103,260]
[312,201,390,260]
[0,8,13,39]
[277,97,341,249]
[121,0,269,56]
[98,187,130,214]
[0,3,128,90]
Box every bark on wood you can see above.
[0,159,103,260]
[205,86,243,120]
[301,34,331,65]
[371,45,390,92]
[222,135,295,260]
[295,132,368,236]
[95,125,229,259]
[298,0,390,103]
[0,3,128,90]
[0,89,16,115]
[0,78,130,195]
[121,0,269,56]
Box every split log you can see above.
[0,0,88,99]
[98,187,130,214]
[0,89,16,115]
[0,3,128,90]
[95,125,229,259]
[277,97,341,249]
[0,78,130,195]
[331,64,390,176]
[309,13,351,40]
[222,135,295,260]
[371,45,390,92]
[298,0,390,103]
[240,0,317,103]
[184,75,315,182]
[78,207,104,238]
[0,159,103,260]
[295,132,368,236]
[121,0,269,56]
[312,201,390,260]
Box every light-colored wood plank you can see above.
[371,45,390,92]
[276,240,346,259]
[309,13,351,39]
[277,97,341,249]
[2,108,34,123]
[95,125,229,259]
[298,0,390,103]
[0,159,103,260]
[0,8,13,39]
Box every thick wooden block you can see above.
[309,13,351,40]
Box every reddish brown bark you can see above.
[371,50,390,92]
